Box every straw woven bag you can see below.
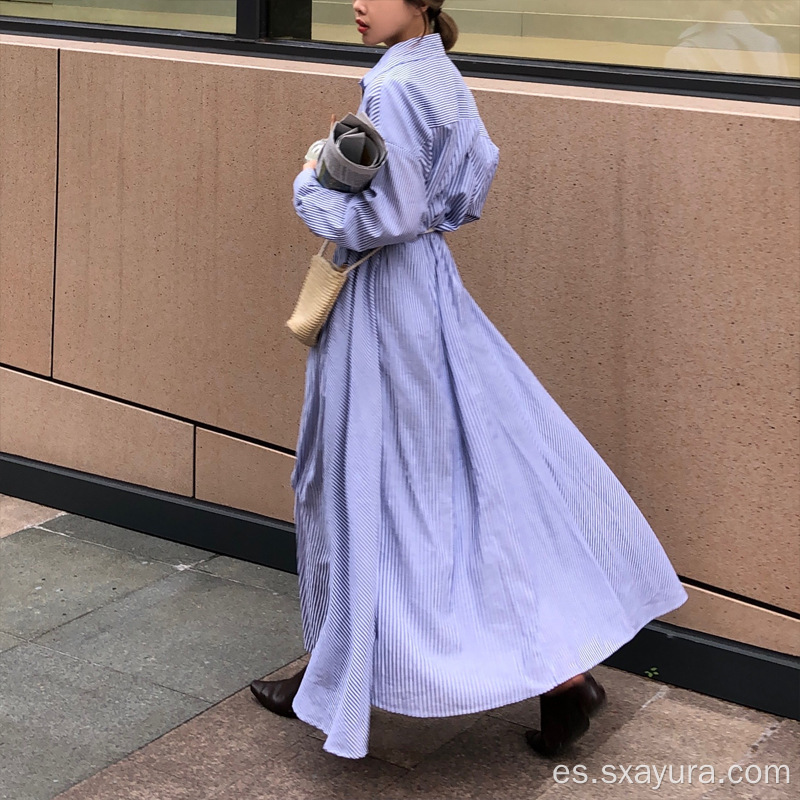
[286,239,381,347]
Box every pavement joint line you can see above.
[638,683,670,710]
[483,714,528,731]
[30,523,218,569]
[47,695,231,799]
[699,718,788,799]
[32,523,71,536]
[378,762,419,800]
[25,569,179,643]
[24,587,306,705]
[12,526,299,592]
[747,718,785,753]
[20,638,216,705]
[0,627,29,640]
[184,566,302,597]
[81,709,342,800]
[187,564,301,593]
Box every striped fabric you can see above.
[290,34,687,760]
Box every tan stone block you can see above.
[0,43,57,375]
[53,50,359,448]
[53,751,217,800]
[195,428,295,521]
[0,368,192,495]
[660,585,800,657]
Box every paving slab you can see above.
[254,654,310,682]
[56,656,312,800]
[0,495,65,538]
[194,555,299,596]
[533,694,770,800]
[131,684,311,793]
[698,719,798,799]
[308,707,482,769]
[0,527,174,639]
[53,752,221,800]
[6,505,788,800]
[377,714,555,799]
[223,735,408,800]
[487,664,662,737]
[0,643,208,800]
[39,515,213,566]
[35,570,306,703]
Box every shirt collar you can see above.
[360,34,446,91]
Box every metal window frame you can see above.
[1,2,798,106]
[236,0,266,40]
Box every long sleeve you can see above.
[292,81,430,252]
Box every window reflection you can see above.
[665,2,791,76]
[0,0,237,34]
[2,1,797,78]
[312,0,799,78]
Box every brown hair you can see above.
[409,1,459,51]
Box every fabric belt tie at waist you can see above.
[335,228,439,273]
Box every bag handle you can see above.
[318,228,437,275]
[317,239,384,275]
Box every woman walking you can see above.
[251,0,687,760]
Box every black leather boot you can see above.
[249,666,307,718]
[526,673,607,757]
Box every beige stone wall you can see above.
[0,42,57,374]
[1,34,798,656]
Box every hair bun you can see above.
[427,3,458,51]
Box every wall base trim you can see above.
[0,452,297,573]
[2,452,797,721]
[604,621,799,720]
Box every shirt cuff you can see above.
[293,167,319,196]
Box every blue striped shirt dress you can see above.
[290,34,687,760]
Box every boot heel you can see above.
[526,673,606,757]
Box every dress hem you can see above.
[292,588,688,759]
[369,591,687,719]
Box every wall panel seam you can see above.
[2,350,796,614]
[192,425,197,499]
[678,576,800,621]
[0,362,296,455]
[50,47,60,378]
